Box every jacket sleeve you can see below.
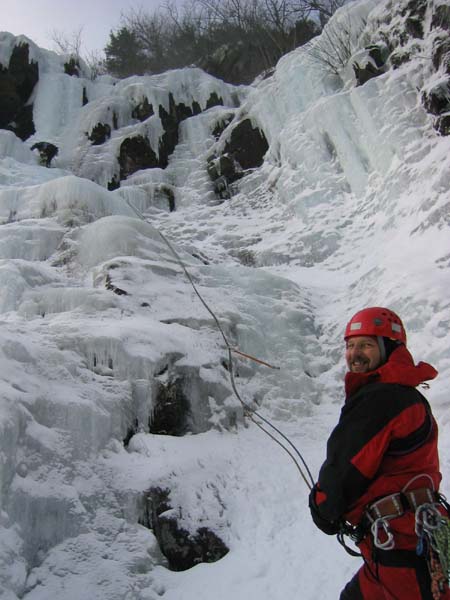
[313,384,429,523]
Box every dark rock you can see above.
[31,142,59,167]
[422,79,450,115]
[82,87,88,106]
[224,118,268,170]
[119,135,159,179]
[207,154,243,199]
[212,114,234,139]
[8,43,39,101]
[105,273,128,295]
[353,44,389,86]
[401,0,427,20]
[64,57,80,77]
[150,378,190,436]
[123,418,138,447]
[367,44,389,68]
[432,5,450,31]
[0,42,38,140]
[207,118,268,199]
[142,488,229,572]
[206,92,224,110]
[107,175,120,191]
[390,49,412,69]
[436,113,450,136]
[88,122,111,145]
[0,72,21,128]
[400,1,427,39]
[405,17,424,39]
[353,60,382,86]
[161,186,175,212]
[132,97,154,121]
[9,104,35,141]
[158,94,194,168]
[432,37,450,72]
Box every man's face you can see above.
[345,336,382,373]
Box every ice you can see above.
[0,0,449,598]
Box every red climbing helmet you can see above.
[344,307,407,344]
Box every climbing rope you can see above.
[124,198,315,490]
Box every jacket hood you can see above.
[345,345,438,399]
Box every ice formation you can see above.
[0,0,449,598]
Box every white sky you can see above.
[0,0,169,56]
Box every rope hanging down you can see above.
[125,199,314,490]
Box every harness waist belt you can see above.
[366,487,437,522]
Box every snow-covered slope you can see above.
[0,0,449,598]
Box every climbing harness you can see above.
[124,198,314,490]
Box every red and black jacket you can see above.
[311,345,440,530]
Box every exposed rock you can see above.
[64,57,80,77]
[107,175,120,191]
[432,5,450,31]
[132,97,154,122]
[88,123,111,145]
[207,118,268,199]
[118,135,159,179]
[0,42,38,140]
[422,79,450,115]
[141,487,229,572]
[123,418,138,447]
[105,273,129,295]
[353,44,389,86]
[212,113,234,139]
[436,113,450,136]
[150,378,190,436]
[224,118,268,170]
[82,87,88,106]
[9,105,35,141]
[117,92,225,181]
[160,185,175,212]
[432,37,450,72]
[207,154,243,199]
[158,93,222,169]
[390,49,412,69]
[30,142,59,167]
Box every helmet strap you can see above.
[377,336,387,364]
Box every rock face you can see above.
[353,44,389,86]
[365,0,450,136]
[88,123,112,145]
[207,118,269,199]
[117,92,225,183]
[0,42,38,140]
[119,135,159,179]
[150,378,191,436]
[141,488,229,571]
[30,142,59,166]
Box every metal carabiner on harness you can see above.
[415,503,441,536]
[371,517,395,550]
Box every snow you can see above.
[0,0,449,598]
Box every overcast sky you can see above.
[0,0,169,56]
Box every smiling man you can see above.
[309,307,450,599]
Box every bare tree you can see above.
[306,11,366,76]
[49,26,83,58]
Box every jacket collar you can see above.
[344,345,438,399]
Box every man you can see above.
[309,307,449,599]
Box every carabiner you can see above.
[371,517,395,550]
